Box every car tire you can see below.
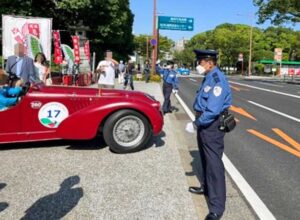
[103,109,152,153]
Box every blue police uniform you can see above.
[192,50,232,218]
[157,63,179,114]
[0,87,22,110]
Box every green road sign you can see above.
[158,16,194,31]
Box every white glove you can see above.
[156,59,161,65]
[185,122,196,133]
[172,89,178,94]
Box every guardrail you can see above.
[283,74,300,83]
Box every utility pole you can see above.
[146,36,149,61]
[248,22,253,76]
[151,0,157,74]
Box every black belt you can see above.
[195,109,228,119]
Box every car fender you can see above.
[56,100,163,140]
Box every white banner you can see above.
[2,15,52,60]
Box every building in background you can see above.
[174,37,189,51]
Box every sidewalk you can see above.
[112,80,256,219]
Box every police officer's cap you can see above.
[194,49,218,60]
[166,60,174,65]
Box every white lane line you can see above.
[229,81,300,99]
[175,93,276,220]
[189,78,198,82]
[258,82,283,88]
[248,101,300,123]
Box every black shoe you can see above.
[205,212,222,220]
[188,186,207,195]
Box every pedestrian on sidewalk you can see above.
[123,59,135,90]
[156,60,179,115]
[144,60,150,83]
[188,50,232,220]
[118,60,126,84]
[96,50,118,89]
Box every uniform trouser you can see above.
[197,118,226,215]
[162,82,172,112]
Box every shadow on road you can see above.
[21,175,83,220]
[151,130,166,148]
[185,150,205,186]
[0,137,107,151]
[66,136,107,150]
[0,183,9,213]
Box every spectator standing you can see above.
[118,60,126,84]
[34,52,50,84]
[144,60,150,83]
[5,43,38,84]
[96,50,119,89]
[123,59,135,90]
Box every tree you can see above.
[253,0,300,25]
[0,0,135,61]
[133,34,174,62]
[134,35,151,61]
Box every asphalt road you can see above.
[178,75,300,220]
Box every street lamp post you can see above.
[237,13,254,76]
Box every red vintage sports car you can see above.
[0,83,163,153]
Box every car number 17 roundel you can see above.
[38,102,69,128]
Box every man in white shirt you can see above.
[96,50,119,89]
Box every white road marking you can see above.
[189,78,197,82]
[175,93,276,220]
[229,81,300,99]
[248,101,300,123]
[258,82,283,88]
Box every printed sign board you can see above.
[2,15,52,60]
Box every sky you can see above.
[129,0,300,42]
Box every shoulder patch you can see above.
[204,86,211,93]
[213,86,222,97]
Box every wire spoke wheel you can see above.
[113,115,145,147]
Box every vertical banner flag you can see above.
[72,36,80,64]
[2,15,52,60]
[61,44,74,62]
[84,40,90,63]
[53,30,63,64]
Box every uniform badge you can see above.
[204,86,211,93]
[213,86,222,97]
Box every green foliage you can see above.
[132,73,161,82]
[173,48,195,67]
[181,23,299,71]
[133,34,174,61]
[149,74,161,82]
[253,0,300,25]
[0,0,134,62]
[254,63,265,75]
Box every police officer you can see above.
[156,60,179,115]
[188,50,232,220]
